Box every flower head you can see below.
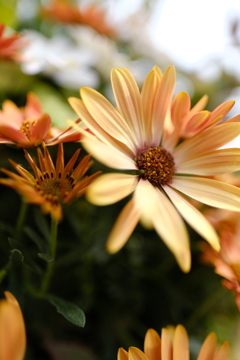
[0,291,26,360]
[41,0,115,37]
[0,92,81,147]
[118,325,229,360]
[69,65,240,272]
[0,143,100,220]
[0,24,24,61]
[200,202,240,311]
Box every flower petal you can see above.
[171,176,240,211]
[31,114,51,145]
[164,186,220,251]
[111,68,143,147]
[152,66,176,145]
[144,328,162,360]
[214,342,229,360]
[176,149,240,175]
[129,347,149,360]
[67,120,136,170]
[173,123,240,163]
[86,173,138,205]
[0,124,28,144]
[118,348,129,360]
[197,333,216,360]
[106,198,140,253]
[80,87,137,152]
[161,328,173,360]
[173,325,189,360]
[134,180,191,272]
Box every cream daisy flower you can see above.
[69,65,240,272]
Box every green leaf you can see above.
[24,227,47,253]
[45,295,86,327]
[0,269,7,283]
[38,253,54,262]
[10,249,24,262]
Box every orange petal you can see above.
[129,347,149,360]
[197,333,217,360]
[144,329,162,360]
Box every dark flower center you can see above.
[136,146,175,186]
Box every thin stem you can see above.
[40,217,58,294]
[14,201,28,242]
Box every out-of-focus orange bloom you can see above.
[118,325,229,360]
[0,143,100,220]
[41,0,115,37]
[0,24,24,61]
[0,291,26,360]
[200,177,240,311]
[0,92,81,147]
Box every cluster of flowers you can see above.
[1,6,240,358]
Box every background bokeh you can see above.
[1,0,240,359]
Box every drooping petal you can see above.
[197,333,217,360]
[176,148,240,175]
[171,176,240,211]
[80,87,137,152]
[152,66,176,145]
[173,123,240,163]
[111,68,144,147]
[106,198,140,253]
[141,68,161,144]
[134,180,191,272]
[144,328,162,360]
[173,325,189,360]
[67,120,136,170]
[86,173,138,205]
[164,186,220,251]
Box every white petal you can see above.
[86,173,138,205]
[171,176,240,211]
[165,186,220,251]
[106,198,140,253]
[134,180,191,272]
[67,120,136,170]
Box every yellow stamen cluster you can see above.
[20,119,35,138]
[35,171,76,205]
[136,146,175,186]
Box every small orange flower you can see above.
[0,291,26,360]
[118,325,229,360]
[41,0,115,37]
[0,143,101,220]
[200,204,240,312]
[0,24,24,61]
[0,92,81,147]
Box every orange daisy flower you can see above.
[0,143,100,220]
[41,0,115,37]
[0,92,81,147]
[0,291,26,360]
[0,24,24,61]
[118,325,229,360]
[69,65,240,272]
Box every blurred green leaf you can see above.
[45,294,86,327]
[0,0,17,27]
[38,253,54,262]
[0,269,7,283]
[11,248,24,262]
[24,226,47,253]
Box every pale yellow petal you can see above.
[197,333,217,360]
[171,176,240,211]
[208,100,235,126]
[129,348,149,360]
[213,342,229,360]
[144,329,162,360]
[68,97,133,157]
[164,186,220,251]
[134,180,191,272]
[176,149,240,175]
[173,123,240,163]
[152,66,176,145]
[141,68,161,144]
[67,120,136,170]
[106,198,140,253]
[80,87,137,152]
[173,325,189,360]
[86,173,138,205]
[111,68,144,146]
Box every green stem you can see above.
[40,217,58,294]
[14,201,28,242]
